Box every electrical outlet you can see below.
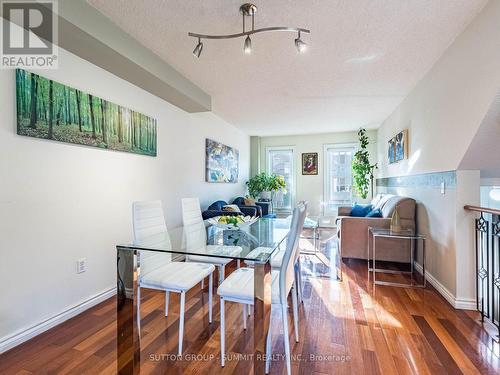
[76,258,87,274]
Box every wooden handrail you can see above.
[464,205,500,215]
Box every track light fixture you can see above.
[192,38,203,58]
[189,3,310,58]
[244,35,252,54]
[295,31,307,53]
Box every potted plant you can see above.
[352,128,377,200]
[246,172,287,199]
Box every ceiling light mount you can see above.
[189,3,309,58]
[239,3,257,17]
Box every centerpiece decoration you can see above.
[207,215,258,230]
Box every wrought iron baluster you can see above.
[476,213,489,322]
[492,215,500,337]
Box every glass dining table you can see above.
[116,217,291,374]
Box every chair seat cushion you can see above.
[141,262,214,291]
[186,245,241,265]
[217,267,282,304]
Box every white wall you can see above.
[253,131,377,215]
[376,0,500,307]
[377,0,500,178]
[0,48,249,350]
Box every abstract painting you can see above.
[302,152,318,175]
[16,69,157,156]
[205,138,239,183]
[388,129,408,164]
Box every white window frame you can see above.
[265,146,296,212]
[323,143,358,216]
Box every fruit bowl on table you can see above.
[207,215,258,230]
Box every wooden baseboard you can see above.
[413,262,476,310]
[0,287,116,354]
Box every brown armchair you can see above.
[337,195,416,262]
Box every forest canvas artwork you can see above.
[16,69,157,156]
[205,138,239,183]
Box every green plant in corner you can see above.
[246,172,287,199]
[352,128,377,199]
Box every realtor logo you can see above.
[1,0,58,68]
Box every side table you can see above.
[368,227,426,288]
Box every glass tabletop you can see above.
[369,227,425,239]
[117,217,291,263]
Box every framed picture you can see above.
[302,152,318,175]
[16,69,157,156]
[388,129,408,164]
[205,138,239,183]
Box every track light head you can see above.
[193,38,203,58]
[294,32,307,53]
[244,35,252,54]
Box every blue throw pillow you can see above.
[366,208,383,218]
[351,204,373,217]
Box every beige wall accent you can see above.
[251,131,377,215]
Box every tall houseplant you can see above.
[352,128,377,200]
[246,172,287,199]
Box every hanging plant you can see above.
[352,128,377,199]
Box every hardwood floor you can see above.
[1,237,499,374]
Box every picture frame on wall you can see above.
[302,152,318,175]
[16,69,157,156]
[205,138,239,183]
[388,129,408,164]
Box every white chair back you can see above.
[181,198,208,253]
[292,201,308,265]
[279,202,307,304]
[132,200,172,276]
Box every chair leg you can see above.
[178,291,185,356]
[291,282,299,342]
[281,304,292,375]
[201,278,204,289]
[219,265,225,285]
[165,291,169,316]
[242,304,247,330]
[265,317,272,374]
[220,298,225,367]
[137,286,141,338]
[208,273,213,323]
[296,261,303,304]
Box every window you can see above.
[267,147,294,210]
[324,144,356,215]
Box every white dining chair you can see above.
[181,198,242,285]
[245,201,308,304]
[217,203,307,375]
[133,200,215,356]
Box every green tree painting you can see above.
[16,69,157,156]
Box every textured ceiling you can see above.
[88,0,487,136]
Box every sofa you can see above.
[202,200,258,220]
[337,194,416,262]
[232,197,269,217]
